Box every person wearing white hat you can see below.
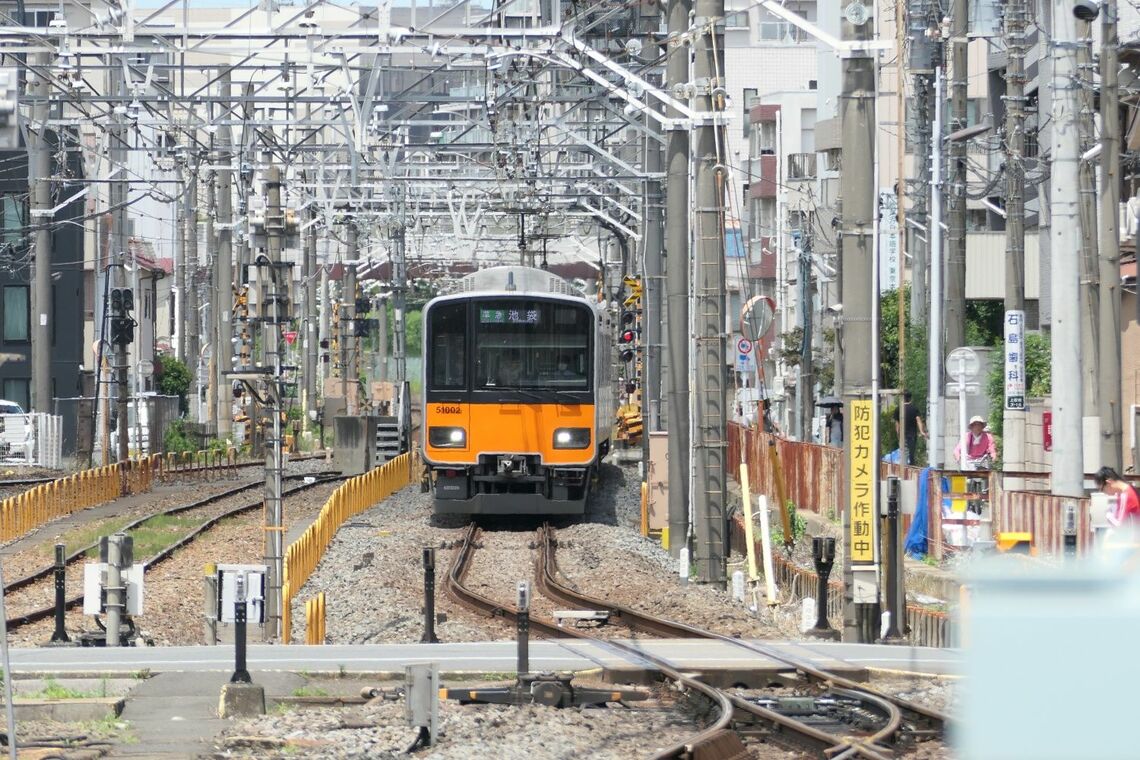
[954,415,997,469]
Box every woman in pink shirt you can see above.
[954,416,997,470]
[1096,466,1140,529]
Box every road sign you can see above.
[737,338,752,355]
[946,347,980,382]
[283,331,298,346]
[137,360,154,377]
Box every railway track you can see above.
[4,471,344,631]
[444,522,948,759]
[0,452,329,491]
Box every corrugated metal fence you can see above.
[729,423,1090,558]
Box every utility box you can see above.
[647,432,668,532]
[217,564,267,624]
[334,415,379,475]
[405,663,439,745]
[83,564,145,616]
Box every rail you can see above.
[0,449,330,546]
[281,452,415,643]
[4,474,341,631]
[538,524,946,757]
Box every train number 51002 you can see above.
[434,405,462,414]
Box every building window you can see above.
[724,11,749,29]
[2,378,29,412]
[1,195,23,245]
[27,10,56,27]
[3,285,29,342]
[743,87,757,137]
[758,121,776,155]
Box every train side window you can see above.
[428,302,466,390]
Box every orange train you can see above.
[421,266,615,514]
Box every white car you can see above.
[0,400,24,415]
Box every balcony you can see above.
[749,155,778,199]
[787,153,816,181]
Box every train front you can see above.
[421,281,606,515]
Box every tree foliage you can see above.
[155,353,192,414]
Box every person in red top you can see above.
[1097,467,1140,530]
[954,416,998,470]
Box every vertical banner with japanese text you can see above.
[849,399,875,565]
[1004,310,1025,410]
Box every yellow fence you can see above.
[282,453,414,644]
[0,447,241,544]
[0,465,123,541]
[305,592,326,645]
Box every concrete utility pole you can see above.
[111,67,130,466]
[320,265,331,385]
[945,0,968,352]
[1002,0,1028,484]
[1099,0,1123,473]
[1076,23,1100,467]
[643,97,665,437]
[392,188,410,439]
[928,70,946,468]
[664,0,691,560]
[342,224,358,412]
[895,0,909,469]
[205,167,217,430]
[28,53,52,414]
[905,0,939,327]
[175,174,186,365]
[262,165,286,640]
[690,0,728,585]
[798,236,814,443]
[214,86,234,440]
[1049,0,1084,498]
[303,206,318,424]
[183,170,200,405]
[839,0,877,641]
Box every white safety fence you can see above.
[0,413,63,469]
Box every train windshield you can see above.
[427,301,467,390]
[473,299,591,390]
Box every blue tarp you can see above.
[904,467,931,558]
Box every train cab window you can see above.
[428,302,466,390]
[474,300,590,390]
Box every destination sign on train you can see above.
[479,308,540,324]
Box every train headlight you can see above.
[429,426,466,448]
[553,428,591,449]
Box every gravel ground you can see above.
[289,483,501,645]
[7,474,341,647]
[290,462,768,645]
[212,693,700,760]
[870,675,958,715]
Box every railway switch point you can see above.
[440,672,649,709]
[552,610,610,628]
